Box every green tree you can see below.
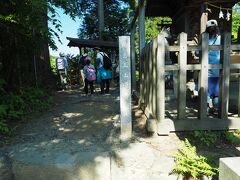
[232,3,240,40]
[77,0,133,41]
[0,0,83,89]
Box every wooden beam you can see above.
[66,37,118,48]
[178,33,187,120]
[156,35,165,125]
[219,33,231,119]
[157,117,240,134]
[139,0,145,82]
[198,33,209,119]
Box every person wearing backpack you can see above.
[83,57,96,95]
[94,47,112,94]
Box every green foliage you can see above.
[134,16,172,65]
[50,55,57,74]
[172,139,218,179]
[145,17,172,42]
[0,82,53,135]
[0,14,16,23]
[225,130,240,145]
[65,54,80,85]
[78,0,131,41]
[232,4,240,41]
[193,131,220,147]
[0,0,84,89]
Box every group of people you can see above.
[55,47,112,95]
[56,19,221,114]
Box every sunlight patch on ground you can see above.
[63,113,83,118]
[51,139,61,143]
[58,127,73,132]
[78,139,86,144]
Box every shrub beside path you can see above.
[0,87,182,180]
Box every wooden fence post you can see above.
[198,33,209,119]
[156,34,165,124]
[219,33,231,119]
[178,33,187,120]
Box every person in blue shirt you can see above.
[194,19,221,114]
[94,47,112,94]
[206,19,221,113]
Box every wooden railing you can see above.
[140,32,240,134]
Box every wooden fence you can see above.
[140,32,240,134]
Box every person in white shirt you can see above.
[56,52,68,90]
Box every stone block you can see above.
[219,157,240,180]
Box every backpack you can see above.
[101,53,112,70]
[86,66,96,81]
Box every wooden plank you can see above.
[148,42,153,116]
[231,44,240,51]
[165,64,179,71]
[152,38,158,117]
[198,33,209,119]
[157,117,240,134]
[219,33,231,119]
[230,64,240,70]
[178,33,187,120]
[156,34,165,123]
[145,44,149,106]
[168,45,223,52]
[165,64,223,71]
[239,69,240,117]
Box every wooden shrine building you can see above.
[130,0,240,134]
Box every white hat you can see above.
[82,53,88,57]
[206,19,218,28]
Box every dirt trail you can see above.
[1,88,120,147]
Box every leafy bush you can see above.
[225,130,240,145]
[193,130,220,147]
[0,83,53,135]
[172,139,218,179]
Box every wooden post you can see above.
[139,0,145,81]
[145,46,148,106]
[199,33,208,119]
[152,38,158,116]
[156,34,165,125]
[131,25,136,92]
[219,33,231,119]
[98,0,104,40]
[178,33,187,120]
[119,36,132,140]
[149,42,153,115]
[238,71,240,117]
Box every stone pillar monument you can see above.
[119,36,132,140]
